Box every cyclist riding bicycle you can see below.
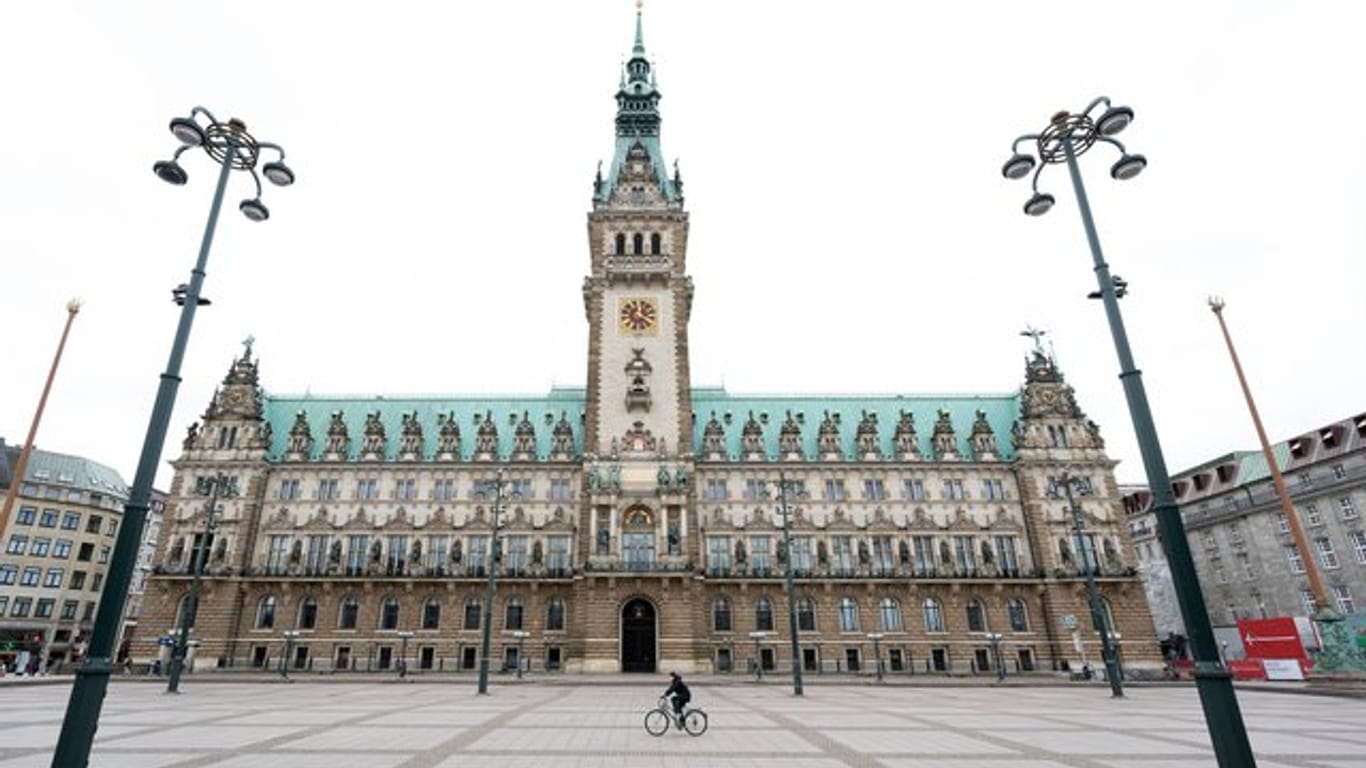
[663,671,691,726]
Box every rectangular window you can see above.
[30,537,51,557]
[790,536,812,574]
[472,479,501,500]
[1340,497,1359,520]
[509,479,532,499]
[69,571,86,589]
[913,536,936,577]
[1333,584,1355,615]
[35,598,54,618]
[40,509,60,527]
[44,568,64,588]
[77,542,93,562]
[1275,513,1291,535]
[743,479,767,501]
[60,600,79,620]
[953,536,977,574]
[1353,531,1366,565]
[1315,538,1340,569]
[871,536,895,575]
[549,478,573,502]
[21,567,41,586]
[305,535,330,573]
[52,539,72,559]
[1304,503,1322,527]
[267,535,290,574]
[426,535,449,573]
[864,478,886,501]
[468,535,489,575]
[16,506,37,525]
[622,532,654,570]
[356,478,379,500]
[505,535,529,575]
[278,478,301,500]
[547,536,571,576]
[1238,552,1256,580]
[92,573,103,591]
[994,536,1019,574]
[750,536,772,574]
[6,535,28,555]
[704,479,728,502]
[1301,588,1317,616]
[432,478,456,502]
[98,546,110,564]
[1331,463,1346,480]
[903,478,925,501]
[12,597,33,617]
[85,514,102,534]
[346,535,369,575]
[83,601,96,621]
[61,512,80,530]
[394,478,417,501]
[1201,530,1219,551]
[707,536,731,575]
[385,535,408,575]
[982,479,1006,500]
[831,536,855,576]
[824,479,846,502]
[943,479,965,500]
[1286,544,1306,574]
[1227,523,1244,546]
[0,565,16,585]
[0,597,11,616]
[318,478,341,501]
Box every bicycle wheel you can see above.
[644,708,671,736]
[683,708,708,736]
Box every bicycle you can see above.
[644,695,708,736]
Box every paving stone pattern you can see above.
[1,681,1363,767]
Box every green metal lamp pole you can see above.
[476,469,506,695]
[775,473,804,696]
[1003,98,1256,767]
[166,474,236,694]
[1061,474,1124,697]
[52,108,292,768]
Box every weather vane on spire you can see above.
[1019,326,1046,356]
[242,334,256,361]
[636,0,644,10]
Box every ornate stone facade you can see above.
[137,9,1157,678]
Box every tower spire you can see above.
[634,0,646,56]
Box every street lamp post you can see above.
[52,107,292,768]
[748,631,771,681]
[396,631,413,679]
[509,630,529,679]
[773,473,804,696]
[1061,474,1124,698]
[166,474,238,694]
[1002,97,1256,767]
[476,470,507,695]
[1209,298,1364,671]
[985,632,1006,682]
[280,630,299,680]
[866,633,884,683]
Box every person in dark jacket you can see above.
[664,671,691,725]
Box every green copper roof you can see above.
[595,7,681,205]
[5,445,130,499]
[691,391,1022,461]
[261,388,1023,462]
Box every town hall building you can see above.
[136,8,1159,677]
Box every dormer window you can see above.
[1192,473,1209,492]
[1172,479,1189,498]
[1290,438,1312,460]
[1321,426,1342,450]
[1215,464,1237,484]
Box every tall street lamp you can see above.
[985,632,1006,682]
[1061,474,1124,698]
[477,469,507,695]
[1209,298,1365,672]
[280,630,300,680]
[773,473,804,696]
[866,633,884,683]
[52,107,292,768]
[396,631,414,679]
[1002,97,1256,767]
[166,473,238,694]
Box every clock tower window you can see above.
[615,233,626,255]
[650,232,661,255]
[632,232,644,255]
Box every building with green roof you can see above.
[139,6,1157,678]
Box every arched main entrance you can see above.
[620,598,657,673]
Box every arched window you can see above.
[615,232,626,255]
[755,598,774,632]
[838,597,859,632]
[505,597,524,630]
[966,599,987,632]
[255,595,277,629]
[463,599,482,630]
[338,597,359,629]
[922,597,945,633]
[422,597,441,630]
[546,597,566,631]
[1007,598,1029,632]
[298,597,318,630]
[632,232,644,255]
[713,598,732,631]
[879,597,902,632]
[379,597,400,630]
[650,232,662,255]
[796,598,816,632]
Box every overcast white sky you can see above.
[2,1,1363,492]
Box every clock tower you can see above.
[583,6,693,461]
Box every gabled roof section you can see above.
[593,5,680,206]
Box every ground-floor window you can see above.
[888,648,905,672]
[845,648,861,672]
[419,646,436,670]
[716,647,733,673]
[461,646,477,670]
[760,647,775,671]
[974,648,991,672]
[1018,648,1035,671]
[377,646,393,670]
[335,645,351,671]
[504,646,520,672]
[931,648,948,672]
[293,645,309,670]
[251,645,267,668]
[546,647,562,670]
[802,647,819,672]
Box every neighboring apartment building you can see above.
[1123,414,1366,641]
[1,439,130,672]
[137,6,1160,678]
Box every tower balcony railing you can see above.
[604,254,672,274]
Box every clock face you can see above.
[618,298,658,333]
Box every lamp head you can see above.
[1001,153,1035,180]
[1023,192,1055,217]
[239,198,270,222]
[153,160,188,185]
[1096,105,1135,136]
[168,116,205,146]
[262,161,295,187]
[1110,154,1147,180]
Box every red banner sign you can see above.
[1237,617,1308,662]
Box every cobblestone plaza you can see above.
[3,680,1365,767]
